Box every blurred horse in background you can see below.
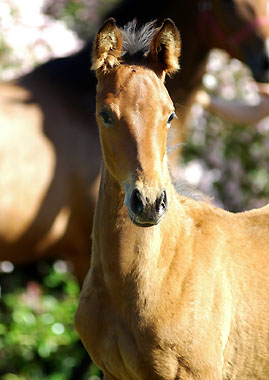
[0,0,268,283]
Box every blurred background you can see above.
[0,1,268,379]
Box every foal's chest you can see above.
[82,281,200,380]
[89,306,181,379]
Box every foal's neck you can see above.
[92,165,182,300]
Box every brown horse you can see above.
[75,18,269,379]
[0,0,268,282]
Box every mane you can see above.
[173,179,212,203]
[169,168,212,203]
[120,20,158,59]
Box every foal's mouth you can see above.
[128,203,168,227]
[129,215,162,228]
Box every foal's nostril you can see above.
[130,189,144,215]
[156,190,168,214]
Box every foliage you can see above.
[0,0,120,80]
[0,0,82,80]
[182,50,269,212]
[44,0,121,40]
[0,261,102,379]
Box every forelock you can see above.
[120,20,158,58]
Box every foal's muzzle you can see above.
[129,188,168,227]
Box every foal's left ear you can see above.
[92,18,122,74]
[149,19,181,78]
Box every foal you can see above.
[75,19,269,380]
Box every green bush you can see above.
[0,261,102,380]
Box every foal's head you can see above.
[92,19,181,227]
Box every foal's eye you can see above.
[99,110,113,126]
[167,112,176,128]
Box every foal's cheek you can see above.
[100,132,116,173]
[100,132,124,180]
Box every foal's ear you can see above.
[92,18,122,74]
[150,19,181,78]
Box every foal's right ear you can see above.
[92,18,123,74]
